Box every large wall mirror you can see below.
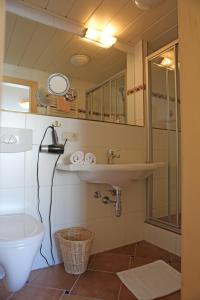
[2,11,146,126]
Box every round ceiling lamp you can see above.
[134,0,163,10]
[70,54,90,67]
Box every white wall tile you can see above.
[103,216,126,250]
[32,251,49,270]
[0,111,148,271]
[25,186,52,223]
[144,223,180,255]
[135,91,144,126]
[54,168,81,186]
[26,114,58,145]
[0,111,26,128]
[87,216,126,253]
[25,186,57,268]
[52,183,114,226]
[25,145,63,187]
[123,181,146,214]
[0,153,25,188]
[154,227,176,253]
[25,145,82,187]
[123,211,145,244]
[86,217,108,254]
[134,40,143,85]
[0,187,24,214]
[53,184,88,225]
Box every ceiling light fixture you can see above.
[160,57,174,68]
[70,54,90,66]
[134,0,163,10]
[19,99,29,110]
[83,28,117,48]
[154,57,175,70]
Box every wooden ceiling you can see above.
[4,0,178,83]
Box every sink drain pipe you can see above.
[94,186,122,217]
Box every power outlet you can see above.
[62,131,78,141]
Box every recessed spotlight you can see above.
[70,54,90,67]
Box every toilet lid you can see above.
[0,214,44,242]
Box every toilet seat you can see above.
[0,214,44,247]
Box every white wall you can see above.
[126,40,145,126]
[0,110,146,269]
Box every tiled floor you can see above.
[0,241,181,300]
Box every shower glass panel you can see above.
[86,72,126,123]
[146,41,181,233]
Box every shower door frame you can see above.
[145,39,181,234]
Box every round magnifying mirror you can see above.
[48,73,70,96]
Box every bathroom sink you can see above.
[57,162,164,188]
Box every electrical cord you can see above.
[36,125,67,266]
[49,138,68,265]
[37,126,52,267]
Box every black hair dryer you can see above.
[39,126,64,154]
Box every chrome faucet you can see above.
[107,149,120,164]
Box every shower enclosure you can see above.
[86,71,126,124]
[146,40,181,233]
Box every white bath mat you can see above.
[117,260,181,300]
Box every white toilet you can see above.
[0,213,44,292]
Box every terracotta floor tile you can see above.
[9,286,63,300]
[62,295,100,299]
[169,254,181,263]
[71,270,120,300]
[89,253,130,272]
[1,241,181,300]
[28,268,43,283]
[168,253,181,272]
[118,284,137,300]
[29,264,78,290]
[87,255,96,268]
[131,256,158,268]
[104,244,136,256]
[135,241,170,262]
[0,280,13,300]
[170,262,181,272]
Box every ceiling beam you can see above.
[6,0,85,36]
[6,0,135,54]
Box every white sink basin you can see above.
[57,163,164,188]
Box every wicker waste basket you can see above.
[56,227,95,275]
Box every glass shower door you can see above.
[146,41,181,232]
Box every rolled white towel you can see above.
[84,152,96,165]
[70,151,84,165]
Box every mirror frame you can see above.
[48,73,70,97]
